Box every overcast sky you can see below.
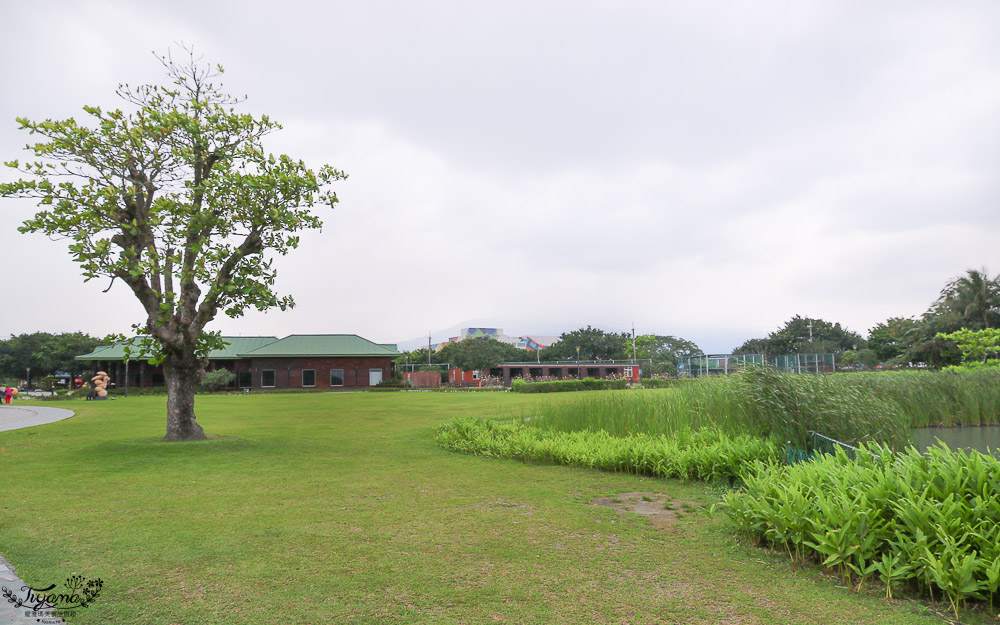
[2,1,998,353]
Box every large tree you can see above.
[631,334,701,376]
[440,337,530,372]
[928,267,1000,330]
[1,50,343,440]
[867,317,919,362]
[732,315,863,357]
[539,326,629,361]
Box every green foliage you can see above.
[733,316,864,357]
[720,443,1000,618]
[929,267,1000,330]
[1,47,344,438]
[846,369,1000,427]
[511,377,629,393]
[0,331,103,380]
[437,337,530,372]
[868,268,1000,368]
[0,393,936,623]
[631,334,701,376]
[637,378,675,388]
[867,317,919,362]
[435,417,781,485]
[936,327,1000,363]
[197,368,235,392]
[521,368,915,450]
[735,366,911,450]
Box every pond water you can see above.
[912,425,1000,456]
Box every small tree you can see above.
[446,337,527,373]
[936,328,1000,364]
[1,48,344,440]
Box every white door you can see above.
[369,368,383,386]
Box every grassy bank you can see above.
[0,393,951,624]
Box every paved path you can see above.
[1,535,67,625]
[0,405,75,433]
[0,409,75,623]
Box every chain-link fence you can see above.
[678,352,835,377]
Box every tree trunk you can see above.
[163,358,207,441]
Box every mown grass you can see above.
[0,393,954,624]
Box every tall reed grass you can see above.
[521,366,917,449]
[839,370,1000,427]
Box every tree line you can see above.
[733,267,1000,368]
[0,332,102,385]
[397,326,702,377]
[399,268,1000,375]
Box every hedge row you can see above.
[511,377,629,393]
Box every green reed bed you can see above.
[521,367,912,450]
[515,382,744,439]
[840,369,1000,427]
[435,417,781,484]
[720,443,1000,619]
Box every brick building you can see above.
[449,361,643,386]
[76,334,400,390]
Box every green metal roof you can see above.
[76,340,150,361]
[76,336,279,361]
[211,336,279,359]
[239,334,401,357]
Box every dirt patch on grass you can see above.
[591,491,698,529]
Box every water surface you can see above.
[912,425,1000,456]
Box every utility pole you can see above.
[428,332,432,365]
[632,322,637,361]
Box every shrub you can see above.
[435,417,780,485]
[198,369,236,392]
[638,378,674,389]
[511,377,628,393]
[719,443,1000,617]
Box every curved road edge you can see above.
[0,405,76,433]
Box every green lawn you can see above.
[0,393,952,624]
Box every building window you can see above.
[549,368,562,378]
[586,368,600,378]
[623,366,633,378]
[330,369,344,386]
[238,371,251,388]
[472,370,480,380]
[262,370,275,387]
[152,373,165,385]
[302,369,316,387]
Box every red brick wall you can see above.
[404,371,441,388]
[248,357,395,389]
[87,356,396,389]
